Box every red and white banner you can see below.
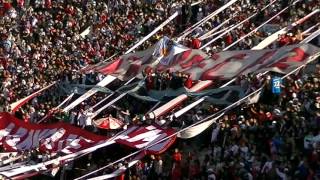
[115,125,176,154]
[0,113,176,155]
[0,112,108,154]
[149,80,212,118]
[93,38,319,82]
[95,37,188,81]
[0,114,176,179]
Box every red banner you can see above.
[115,125,176,154]
[93,39,319,81]
[0,113,176,155]
[0,112,108,154]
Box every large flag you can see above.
[0,112,108,154]
[0,123,176,179]
[93,38,319,81]
[0,113,176,155]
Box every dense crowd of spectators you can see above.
[1,0,319,124]
[0,0,208,120]
[0,0,320,179]
[181,0,319,53]
[89,62,318,180]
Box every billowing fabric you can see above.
[92,37,319,81]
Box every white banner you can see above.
[92,92,127,119]
[200,24,233,41]
[177,113,224,139]
[80,26,91,38]
[56,93,75,109]
[302,23,320,35]
[63,75,117,112]
[199,18,231,40]
[10,83,55,113]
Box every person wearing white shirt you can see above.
[276,167,287,180]
[77,110,86,128]
[85,109,93,126]
[261,161,273,174]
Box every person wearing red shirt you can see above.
[278,34,291,47]
[225,32,233,45]
[17,0,24,8]
[171,162,182,180]
[191,37,201,49]
[172,148,182,164]
[45,0,52,9]
[2,0,12,11]
[100,13,108,24]
[184,75,193,88]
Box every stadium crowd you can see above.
[0,0,319,123]
[0,0,320,179]
[65,62,320,180]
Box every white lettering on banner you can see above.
[43,128,66,150]
[5,127,28,149]
[0,123,15,143]
[61,134,79,153]
[137,133,168,149]
[117,126,170,149]
[176,44,319,81]
[60,135,95,154]
[121,129,162,143]
[145,126,156,131]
